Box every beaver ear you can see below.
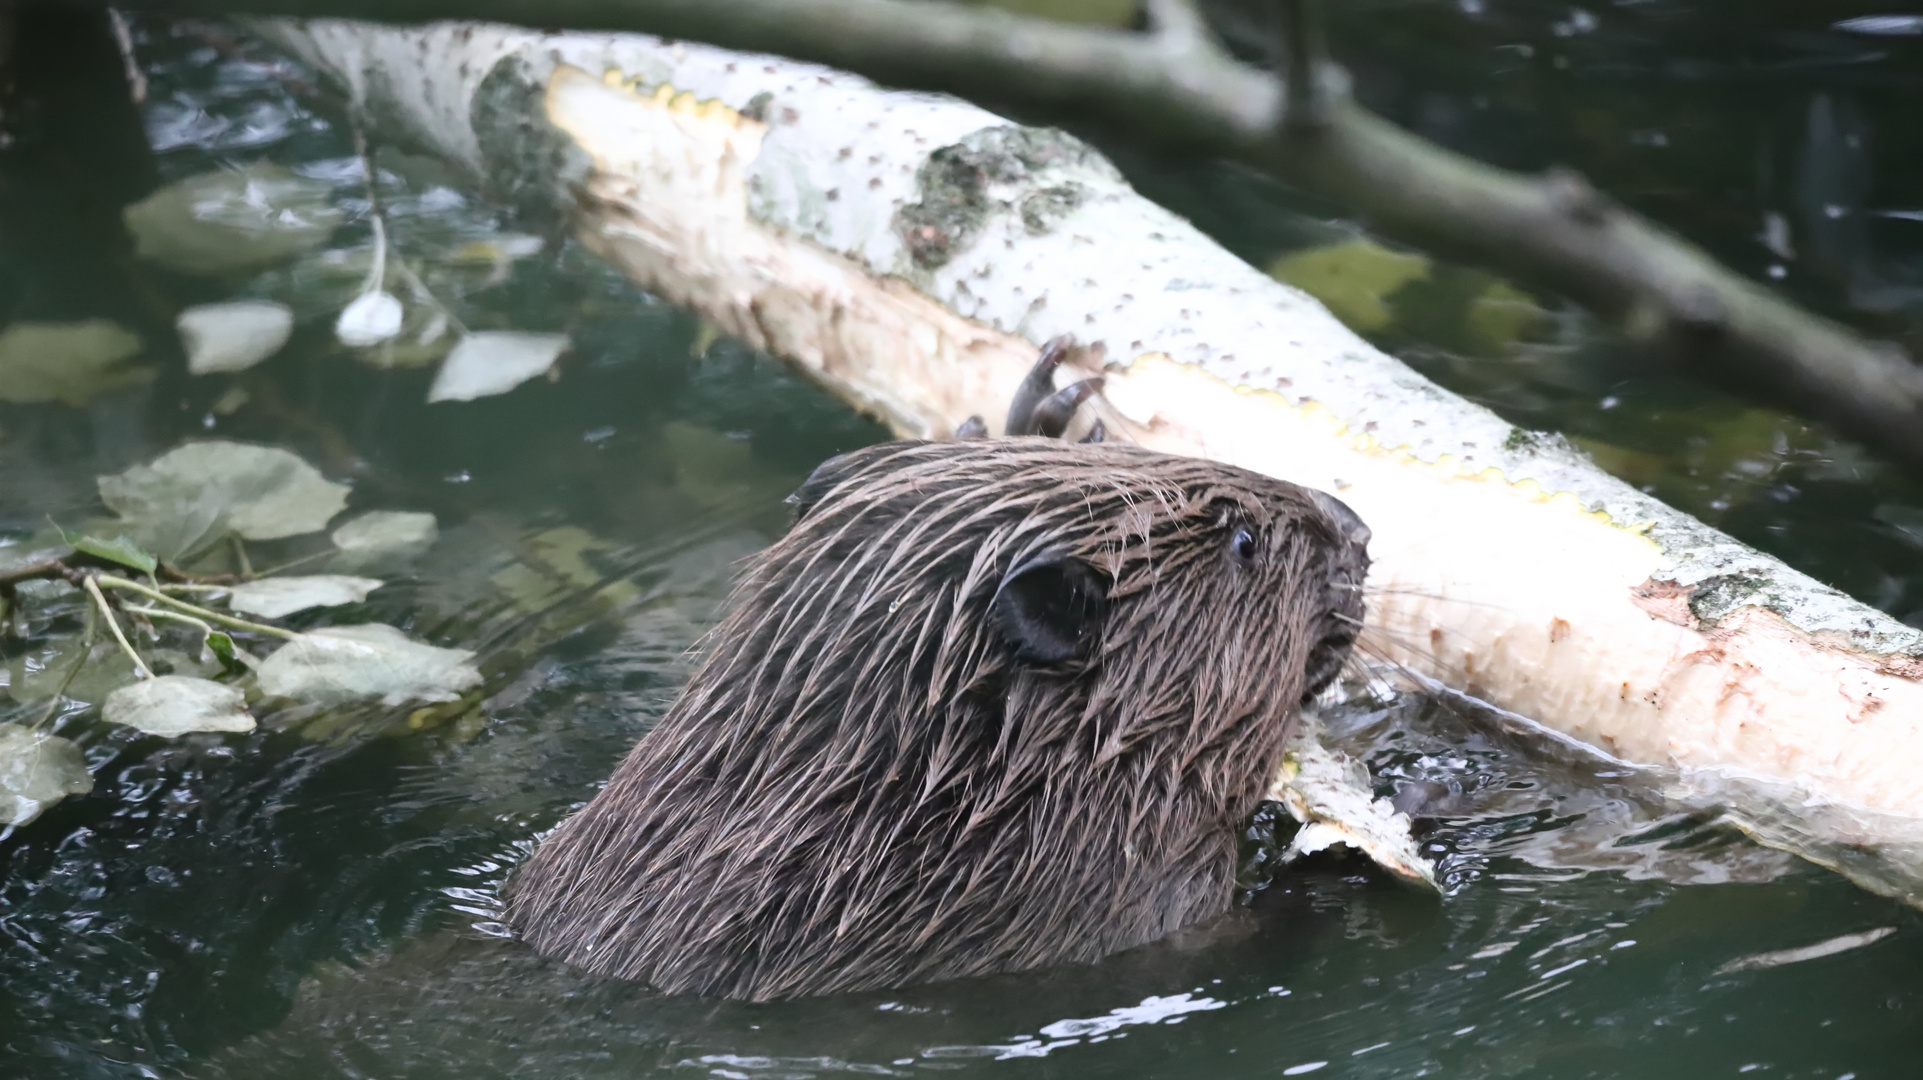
[787,445,903,521]
[992,553,1109,663]
[787,455,858,521]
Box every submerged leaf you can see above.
[124,163,342,276]
[427,331,570,403]
[103,675,255,736]
[488,525,619,612]
[8,638,137,705]
[336,290,405,347]
[255,623,480,706]
[0,320,150,407]
[177,300,294,375]
[1464,279,1549,350]
[1269,238,1432,334]
[328,511,438,575]
[98,440,351,560]
[0,725,93,827]
[225,574,383,618]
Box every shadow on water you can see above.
[1,9,1921,1080]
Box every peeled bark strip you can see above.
[253,18,1923,902]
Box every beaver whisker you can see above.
[1344,626,1482,695]
[1361,584,1510,611]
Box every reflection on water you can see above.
[1,10,1921,1080]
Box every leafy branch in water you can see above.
[0,438,461,828]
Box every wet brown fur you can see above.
[504,438,1369,1000]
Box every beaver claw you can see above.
[1007,335,1105,439]
[1020,378,1105,439]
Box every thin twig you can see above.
[32,602,99,730]
[0,557,84,589]
[94,574,299,640]
[106,9,148,104]
[85,576,152,680]
[247,547,338,578]
[122,603,216,637]
[350,120,394,299]
[228,533,254,579]
[392,257,468,338]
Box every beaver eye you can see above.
[1229,526,1258,566]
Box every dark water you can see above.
[1,6,1920,1078]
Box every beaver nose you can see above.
[1309,490,1372,553]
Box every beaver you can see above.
[504,340,1371,1001]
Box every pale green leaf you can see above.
[255,623,480,706]
[427,332,570,403]
[97,440,351,560]
[177,300,294,375]
[225,574,383,618]
[103,675,255,736]
[0,725,93,827]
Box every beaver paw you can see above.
[1009,335,1106,439]
[957,336,1108,441]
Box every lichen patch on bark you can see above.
[894,126,1109,272]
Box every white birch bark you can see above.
[250,18,1923,903]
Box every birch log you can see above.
[251,18,1923,904]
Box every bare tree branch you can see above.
[1143,0,1221,59]
[125,0,1923,468]
[1274,0,1329,131]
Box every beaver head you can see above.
[505,431,1369,1000]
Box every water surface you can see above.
[2,8,1920,1078]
